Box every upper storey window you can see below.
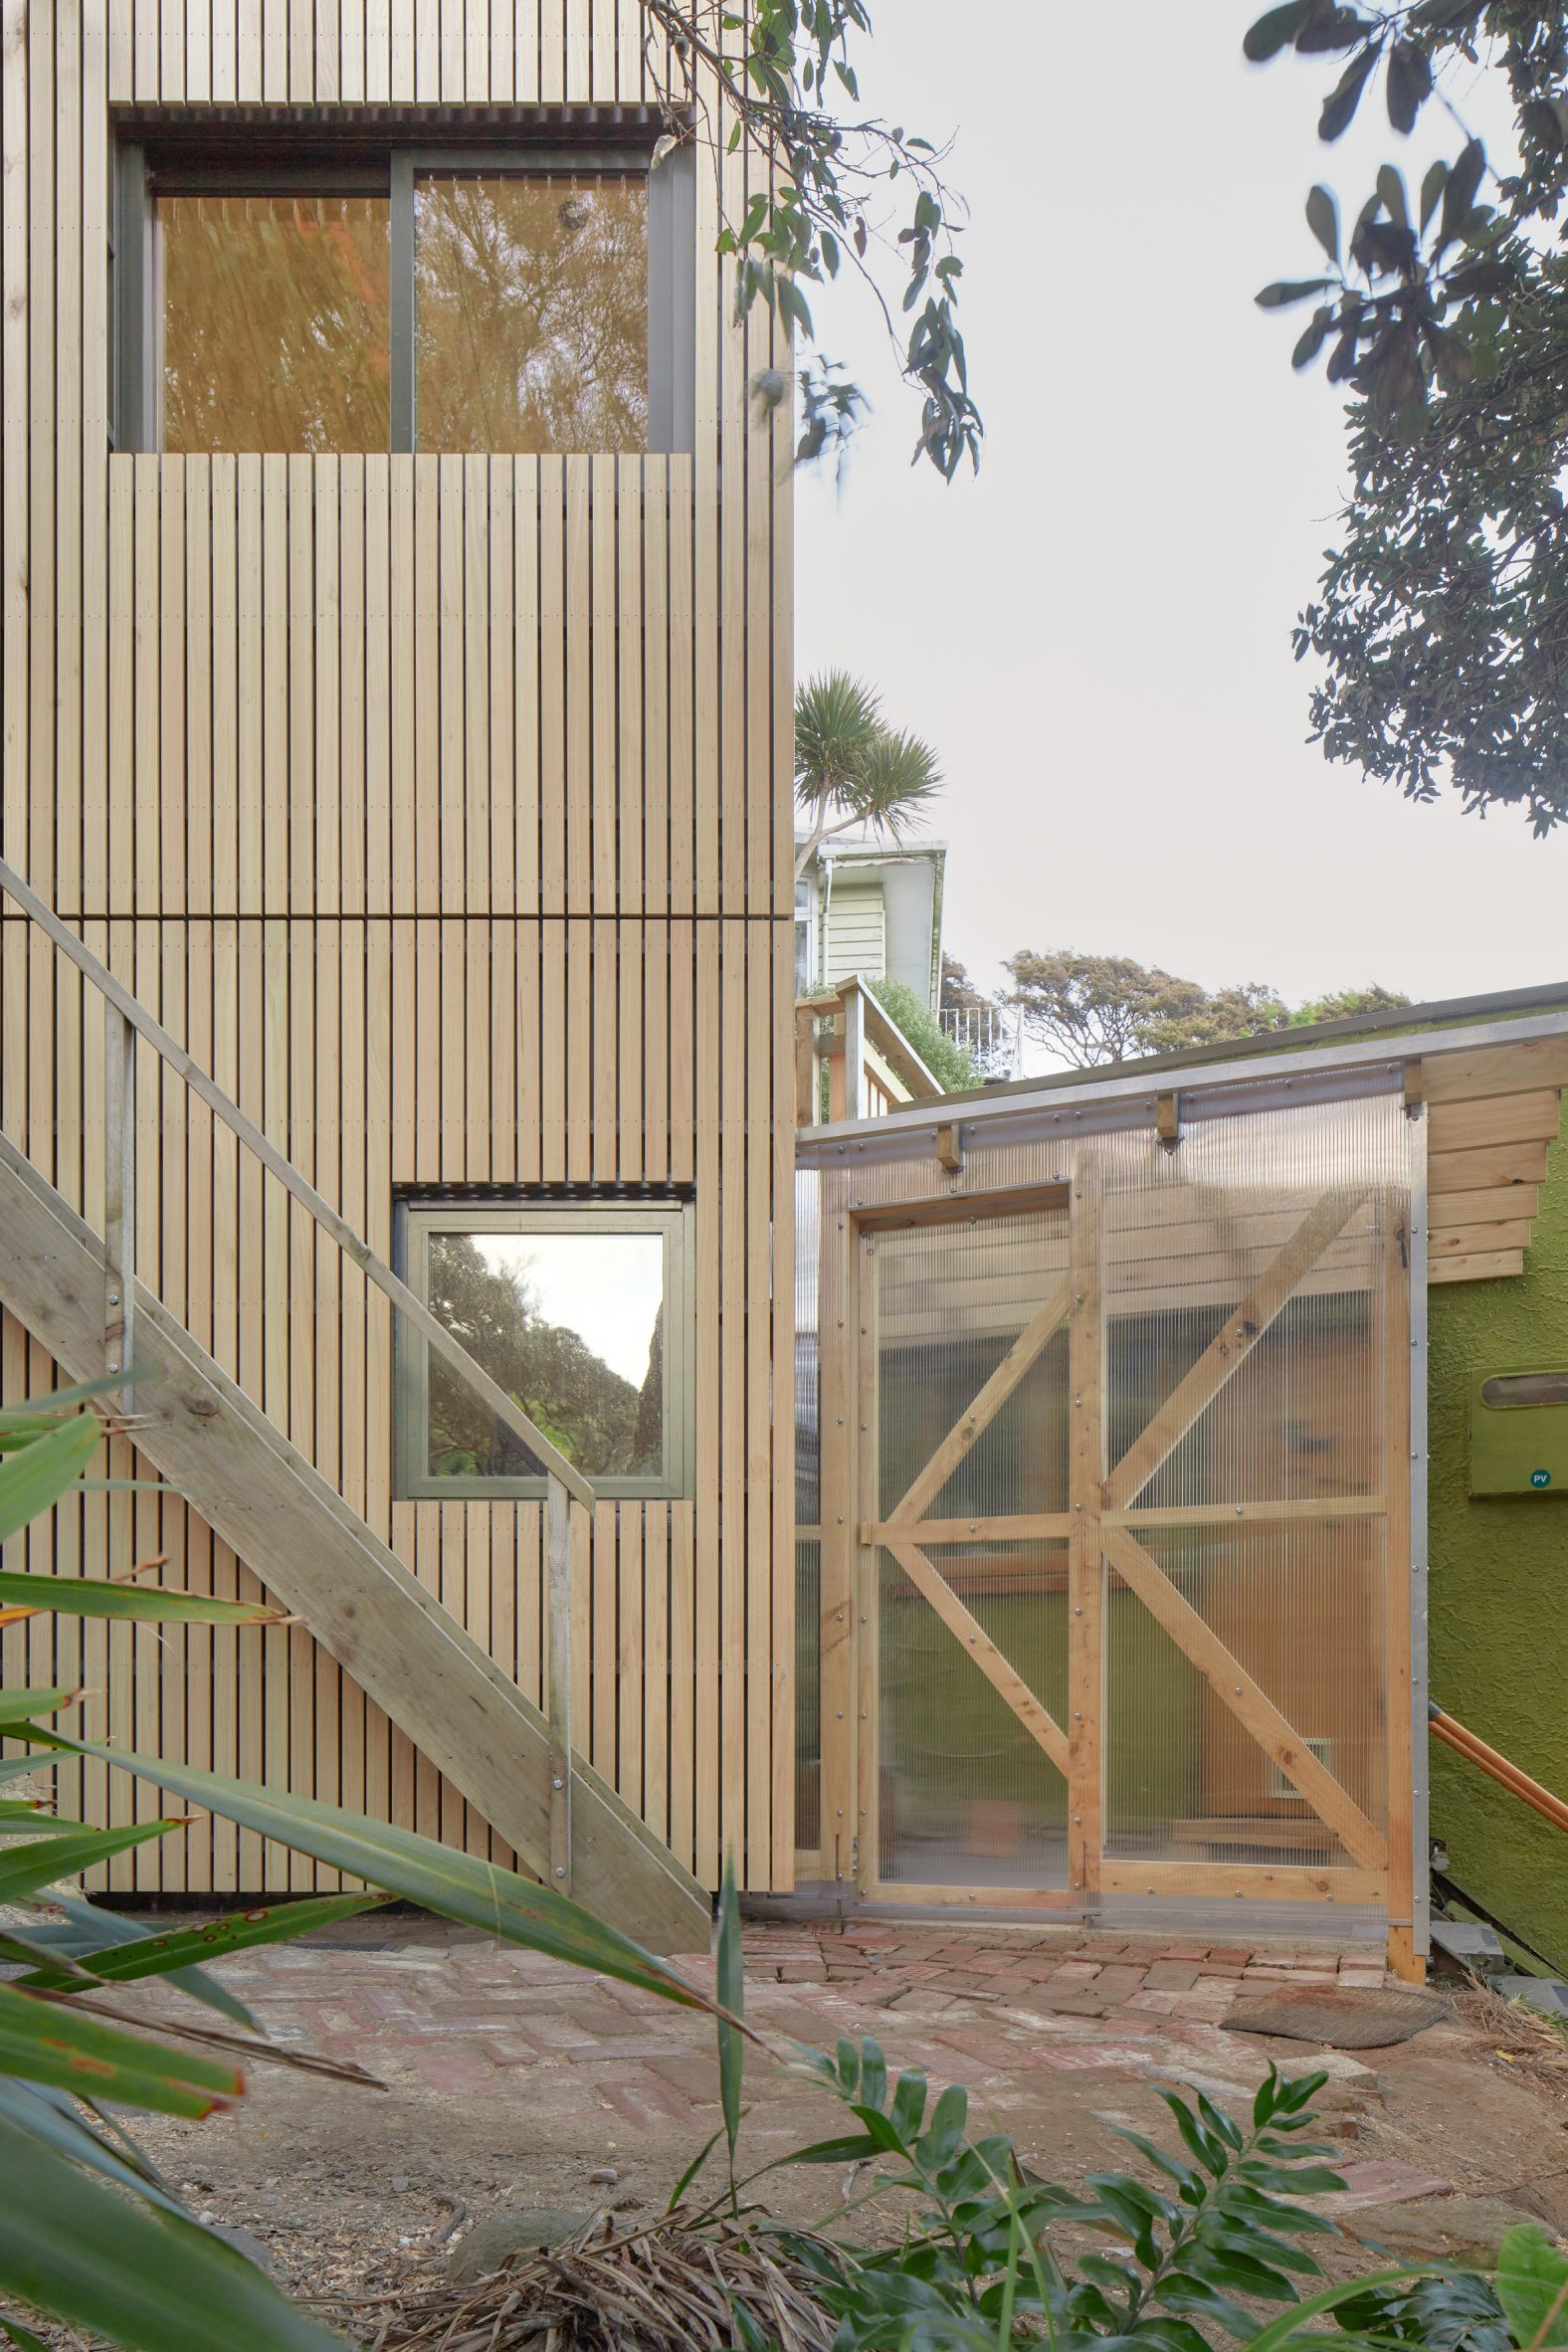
[413,171,649,453]
[159,191,394,451]
[115,131,690,456]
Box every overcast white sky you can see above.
[794,2,1567,1016]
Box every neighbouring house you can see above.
[795,837,945,1007]
[3,4,1562,1986]
[792,835,959,1123]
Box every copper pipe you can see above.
[1430,1704,1568,1838]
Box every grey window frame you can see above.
[394,1197,695,1502]
[114,135,694,456]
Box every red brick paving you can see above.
[116,1912,1403,2186]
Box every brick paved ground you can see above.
[107,1910,1568,2327]
[157,1915,1398,2120]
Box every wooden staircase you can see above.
[0,864,708,1952]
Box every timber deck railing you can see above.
[0,854,589,1890]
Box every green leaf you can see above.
[10,1891,389,2005]
[3,1894,254,2029]
[0,1819,177,1905]
[779,2131,888,2166]
[715,1846,744,2185]
[1257,278,1335,308]
[1497,2223,1568,2348]
[1386,38,1432,134]
[889,2068,927,2141]
[1420,158,1450,234]
[1156,2088,1228,2175]
[919,2081,968,2167]
[1320,45,1377,142]
[0,1572,277,1624]
[1292,308,1333,369]
[1111,2127,1203,2194]
[1438,135,1487,254]
[0,1687,78,1727]
[0,1375,133,1426]
[0,1982,240,2118]
[0,2127,347,2351]
[0,2078,191,2220]
[0,1416,100,1545]
[37,1734,712,2015]
[1306,184,1340,264]
[1244,1,1311,61]
[667,2124,725,2213]
[1247,2266,1468,2352]
[1377,164,1410,229]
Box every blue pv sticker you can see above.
[1531,1469,1553,1489]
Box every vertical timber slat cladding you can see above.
[1,0,795,1896]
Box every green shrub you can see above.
[871,978,981,1093]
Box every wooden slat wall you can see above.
[1423,1038,1568,1285]
[108,0,660,104]
[0,0,796,1897]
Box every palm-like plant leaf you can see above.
[793,670,884,808]
[845,726,943,837]
[0,1983,242,2118]
[0,1570,280,1624]
[0,1416,100,1544]
[0,1820,179,1905]
[0,2075,189,2219]
[6,1891,389,2005]
[28,1731,718,2016]
[0,2129,348,2352]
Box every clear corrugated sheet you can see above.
[870,1208,1073,1888]
[801,1084,1411,1921]
[1094,1096,1405,1878]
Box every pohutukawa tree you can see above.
[1002,949,1410,1068]
[641,1,981,480]
[1251,2,1568,832]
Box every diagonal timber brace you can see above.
[0,1129,708,1953]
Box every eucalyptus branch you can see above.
[639,0,981,479]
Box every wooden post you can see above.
[545,1470,573,1894]
[844,984,867,1123]
[1384,1186,1422,1983]
[1069,1155,1103,1911]
[103,1001,135,1401]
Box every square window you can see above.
[395,1200,692,1499]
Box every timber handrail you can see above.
[0,855,589,1882]
[1430,1703,1568,1839]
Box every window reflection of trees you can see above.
[160,194,392,454]
[415,174,648,454]
[426,1234,663,1481]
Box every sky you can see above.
[476,1235,663,1385]
[793,2,1568,1020]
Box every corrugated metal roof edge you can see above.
[798,981,1568,1154]
[943,976,1568,1106]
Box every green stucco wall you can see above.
[1430,1094,1568,1967]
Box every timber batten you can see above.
[0,0,797,1901]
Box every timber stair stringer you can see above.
[0,1128,709,1953]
